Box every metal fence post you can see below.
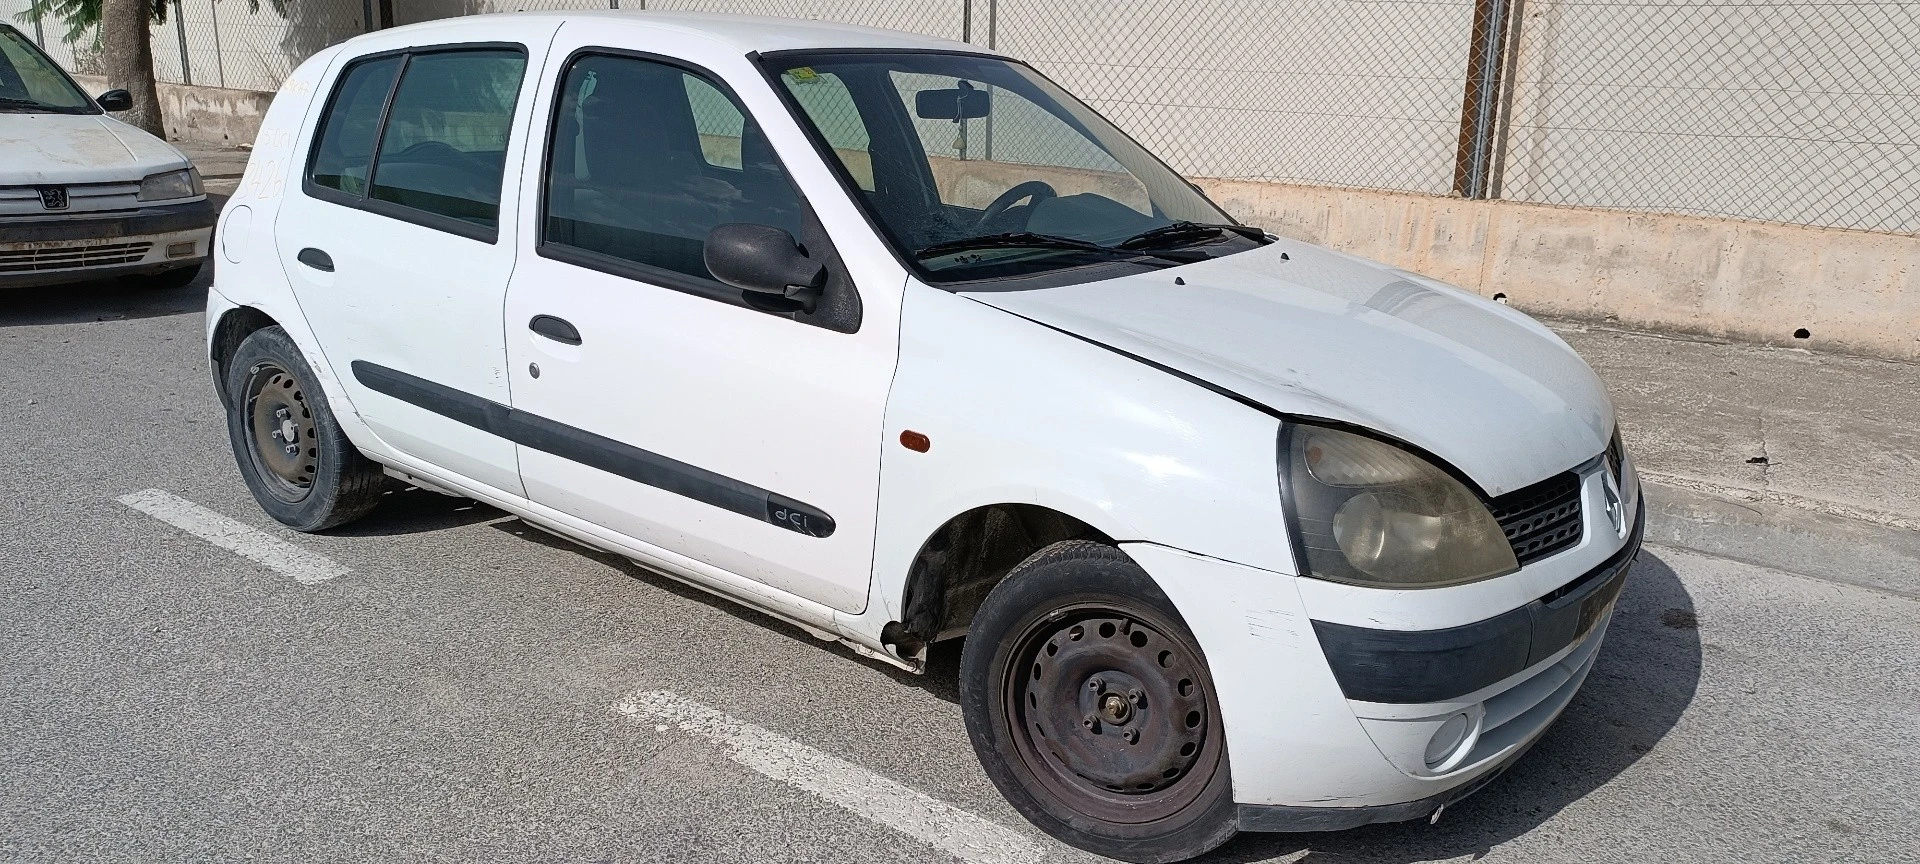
[208,0,227,88]
[1451,0,1514,198]
[31,10,46,47]
[172,0,193,85]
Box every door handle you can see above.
[529,314,582,345]
[296,247,334,272]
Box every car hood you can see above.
[961,240,1613,496]
[0,112,189,185]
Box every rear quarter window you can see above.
[308,56,402,196]
[304,46,527,238]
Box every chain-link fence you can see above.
[1,0,370,89]
[5,0,1915,235]
[0,0,100,73]
[1499,0,1920,235]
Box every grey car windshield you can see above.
[0,26,94,113]
[762,51,1264,284]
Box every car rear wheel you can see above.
[961,540,1238,863]
[225,326,386,531]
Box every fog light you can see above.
[166,242,196,259]
[1424,712,1474,770]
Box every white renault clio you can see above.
[210,12,1641,861]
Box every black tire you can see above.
[140,261,203,291]
[961,540,1238,863]
[224,325,386,531]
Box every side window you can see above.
[370,49,527,230]
[778,68,873,191]
[308,55,401,196]
[543,54,808,286]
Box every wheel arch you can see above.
[209,304,281,409]
[881,501,1116,658]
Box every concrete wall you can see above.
[1201,178,1920,361]
[73,75,273,146]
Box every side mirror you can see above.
[704,223,826,312]
[915,86,989,120]
[96,89,133,112]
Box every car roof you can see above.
[378,10,988,56]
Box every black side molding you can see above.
[1311,501,1643,704]
[350,360,834,538]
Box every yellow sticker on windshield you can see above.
[787,67,819,82]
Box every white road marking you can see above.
[617,690,1044,864]
[117,489,350,585]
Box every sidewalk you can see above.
[181,142,249,196]
[1554,321,1920,528]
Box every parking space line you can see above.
[617,690,1045,864]
[117,489,350,585]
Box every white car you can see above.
[208,12,1642,862]
[1,24,212,290]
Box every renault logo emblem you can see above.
[38,187,69,210]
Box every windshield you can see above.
[0,26,94,114]
[761,51,1263,285]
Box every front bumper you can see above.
[1123,461,1643,831]
[0,198,216,288]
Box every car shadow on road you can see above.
[483,516,886,661]
[0,264,211,327]
[325,484,511,537]
[1201,550,1704,863]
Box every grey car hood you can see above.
[0,112,190,186]
[962,240,1614,496]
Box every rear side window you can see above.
[371,50,526,229]
[305,46,526,239]
[542,53,807,288]
[309,56,401,196]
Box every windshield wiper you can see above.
[913,231,1187,263]
[0,97,80,113]
[1117,221,1270,250]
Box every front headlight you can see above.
[137,167,202,202]
[1280,423,1517,588]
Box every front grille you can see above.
[1489,471,1583,565]
[0,242,152,273]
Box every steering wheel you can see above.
[975,180,1057,229]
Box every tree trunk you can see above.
[100,0,164,137]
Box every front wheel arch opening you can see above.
[884,504,1113,659]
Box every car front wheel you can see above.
[224,325,386,531]
[961,540,1238,863]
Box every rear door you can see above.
[499,33,902,614]
[274,26,552,494]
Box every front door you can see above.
[502,43,897,614]
[274,36,546,494]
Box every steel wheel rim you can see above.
[242,361,318,503]
[1001,602,1220,825]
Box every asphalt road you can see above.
[2,268,1916,864]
